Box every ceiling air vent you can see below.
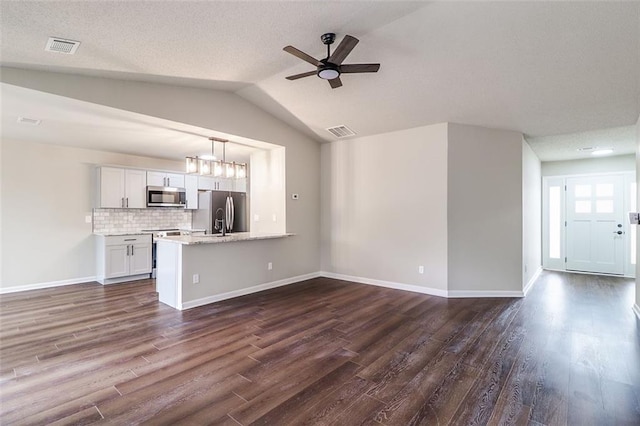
[17,117,41,126]
[326,125,356,138]
[45,37,80,54]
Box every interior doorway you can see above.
[543,172,636,277]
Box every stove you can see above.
[141,229,188,278]
[141,228,181,238]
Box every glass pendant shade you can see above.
[235,163,247,179]
[213,160,223,177]
[198,158,212,175]
[225,161,235,178]
[186,137,245,179]
[185,157,198,174]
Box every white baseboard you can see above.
[319,271,448,298]
[0,276,97,294]
[179,271,322,310]
[447,290,524,298]
[523,266,543,296]
[633,303,640,320]
[98,274,151,285]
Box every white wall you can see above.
[321,123,449,292]
[522,139,542,289]
[0,139,184,288]
[636,114,640,310]
[1,69,321,291]
[249,147,286,234]
[447,123,523,293]
[542,154,635,176]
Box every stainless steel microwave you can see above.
[146,186,186,207]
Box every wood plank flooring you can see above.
[1,271,638,425]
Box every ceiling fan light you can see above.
[318,68,340,80]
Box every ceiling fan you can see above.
[283,33,380,89]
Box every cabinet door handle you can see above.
[126,198,129,208]
[131,245,134,256]
[126,245,130,256]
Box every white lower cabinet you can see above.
[96,234,152,284]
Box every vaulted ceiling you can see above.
[1,1,639,160]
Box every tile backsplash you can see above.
[93,208,192,233]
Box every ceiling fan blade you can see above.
[285,71,317,80]
[329,77,343,89]
[328,35,359,65]
[283,46,320,66]
[340,63,380,73]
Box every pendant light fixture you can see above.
[186,136,247,179]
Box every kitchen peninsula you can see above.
[156,232,295,310]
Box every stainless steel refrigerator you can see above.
[192,191,247,234]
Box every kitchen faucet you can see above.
[215,208,226,236]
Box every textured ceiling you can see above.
[1,1,639,161]
[525,126,637,162]
[1,83,272,162]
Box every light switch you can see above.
[85,215,92,224]
[254,214,260,222]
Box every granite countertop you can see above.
[93,228,206,237]
[155,232,295,245]
[93,231,148,236]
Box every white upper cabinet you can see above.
[98,167,146,208]
[198,176,234,191]
[198,176,215,191]
[185,175,199,210]
[218,178,234,192]
[147,171,185,188]
[234,178,247,193]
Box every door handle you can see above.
[614,231,624,235]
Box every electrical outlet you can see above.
[192,274,200,284]
[272,214,277,222]
[268,262,273,270]
[418,265,424,274]
[85,215,92,224]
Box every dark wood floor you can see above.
[0,271,638,425]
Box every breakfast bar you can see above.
[156,232,295,310]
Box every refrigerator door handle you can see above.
[230,196,235,231]
[225,196,231,232]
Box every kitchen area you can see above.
[92,138,292,309]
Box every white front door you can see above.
[565,175,624,274]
